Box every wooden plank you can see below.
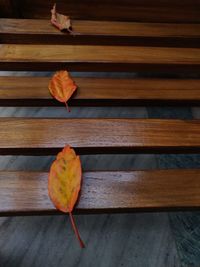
[1,169,200,215]
[0,45,200,71]
[1,19,200,47]
[0,76,200,106]
[10,0,200,23]
[0,118,200,154]
[2,19,200,38]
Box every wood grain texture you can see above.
[2,19,200,37]
[0,118,200,154]
[1,169,200,215]
[0,76,200,106]
[5,0,200,23]
[0,45,200,71]
[1,19,200,47]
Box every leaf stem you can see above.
[69,212,85,248]
[64,101,70,112]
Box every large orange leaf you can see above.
[48,145,85,247]
[48,70,77,112]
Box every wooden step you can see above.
[0,76,200,106]
[1,19,199,46]
[1,45,200,71]
[0,118,200,155]
[1,169,200,215]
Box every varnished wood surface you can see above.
[1,19,200,46]
[2,0,199,23]
[0,45,200,71]
[1,169,200,215]
[0,118,200,154]
[1,19,200,38]
[0,76,200,106]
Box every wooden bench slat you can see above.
[2,19,200,37]
[1,45,200,71]
[0,76,200,106]
[1,19,199,46]
[1,169,200,215]
[0,118,200,154]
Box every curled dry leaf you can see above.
[48,145,85,248]
[51,3,73,33]
[48,70,77,112]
